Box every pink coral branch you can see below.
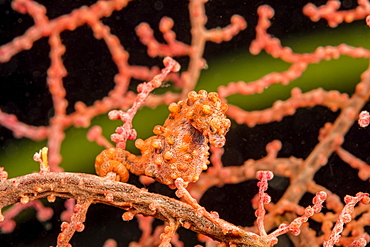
[336,147,370,181]
[0,110,48,139]
[108,57,180,149]
[255,171,274,237]
[0,0,131,63]
[0,200,53,234]
[303,0,370,27]
[323,193,370,247]
[267,191,327,243]
[0,0,370,246]
[226,88,349,127]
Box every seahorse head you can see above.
[168,90,231,147]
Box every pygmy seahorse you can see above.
[95,90,230,189]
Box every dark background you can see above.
[0,0,369,246]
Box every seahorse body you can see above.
[95,90,230,189]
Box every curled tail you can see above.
[95,148,138,182]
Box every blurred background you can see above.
[0,0,369,246]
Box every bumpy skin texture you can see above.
[95,90,231,188]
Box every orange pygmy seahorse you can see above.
[95,90,230,189]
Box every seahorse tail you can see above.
[95,148,130,182]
